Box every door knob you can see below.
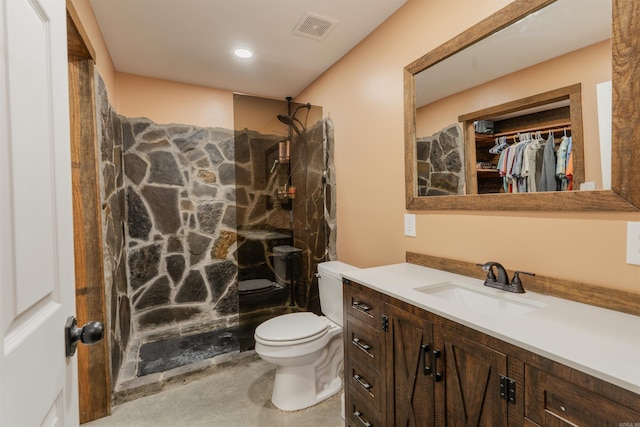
[65,315,104,357]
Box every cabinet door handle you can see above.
[352,301,371,313]
[353,374,373,391]
[422,344,431,375]
[432,349,442,382]
[352,337,372,352]
[353,410,372,427]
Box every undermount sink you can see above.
[414,281,545,320]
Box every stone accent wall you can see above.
[417,124,465,196]
[95,81,335,384]
[290,121,327,312]
[123,119,239,341]
[234,116,333,350]
[96,75,130,384]
[234,130,289,230]
[323,118,337,261]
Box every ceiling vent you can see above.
[293,13,337,40]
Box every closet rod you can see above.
[492,122,571,138]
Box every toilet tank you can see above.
[317,261,359,327]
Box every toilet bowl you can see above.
[254,260,358,412]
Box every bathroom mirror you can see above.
[404,0,640,211]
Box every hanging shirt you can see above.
[566,149,574,191]
[556,136,570,191]
[539,133,557,192]
[497,149,509,193]
[505,144,519,193]
[514,139,531,193]
[523,138,545,192]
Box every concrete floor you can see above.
[85,353,344,427]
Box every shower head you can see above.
[278,103,311,136]
[277,114,303,136]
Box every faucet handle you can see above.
[510,271,535,293]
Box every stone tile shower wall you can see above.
[290,121,328,312]
[234,117,332,350]
[123,121,239,341]
[96,73,241,384]
[324,118,337,262]
[96,80,334,387]
[96,76,130,384]
[416,124,465,196]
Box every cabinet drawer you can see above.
[526,366,640,426]
[346,392,381,427]
[344,279,380,329]
[347,356,382,411]
[346,315,382,371]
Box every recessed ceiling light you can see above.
[234,48,253,59]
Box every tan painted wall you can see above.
[116,73,234,128]
[298,0,640,293]
[69,0,117,104]
[69,0,234,129]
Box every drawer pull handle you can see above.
[353,374,372,391]
[422,344,431,375]
[560,405,566,412]
[352,337,372,352]
[354,410,372,427]
[352,301,371,313]
[433,349,442,382]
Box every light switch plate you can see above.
[626,222,640,266]
[404,214,416,237]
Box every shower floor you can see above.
[138,327,239,377]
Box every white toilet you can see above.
[254,260,358,412]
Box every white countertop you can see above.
[342,263,640,395]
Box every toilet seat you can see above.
[255,312,330,346]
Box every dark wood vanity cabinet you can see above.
[344,279,515,426]
[384,302,435,426]
[384,304,512,426]
[343,279,640,426]
[344,279,384,427]
[437,325,510,426]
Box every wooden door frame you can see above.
[67,3,111,423]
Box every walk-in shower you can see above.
[235,95,328,351]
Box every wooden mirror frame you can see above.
[404,0,640,211]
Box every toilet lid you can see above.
[254,312,330,344]
[238,279,277,293]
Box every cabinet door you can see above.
[437,328,509,426]
[385,303,435,427]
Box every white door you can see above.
[0,0,79,426]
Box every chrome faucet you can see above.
[478,262,534,293]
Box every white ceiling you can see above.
[89,0,407,100]
[415,0,612,107]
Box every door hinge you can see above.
[381,315,389,332]
[499,375,516,404]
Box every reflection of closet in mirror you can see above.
[459,84,584,195]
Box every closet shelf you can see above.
[492,122,571,138]
[476,121,572,144]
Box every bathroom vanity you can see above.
[342,262,640,426]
